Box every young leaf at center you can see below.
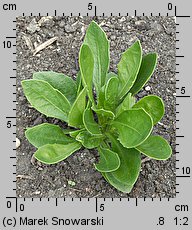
[68,87,87,128]
[83,107,102,135]
[116,93,136,116]
[79,44,94,103]
[76,130,103,149]
[84,21,110,95]
[104,77,119,111]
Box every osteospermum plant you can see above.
[22,20,172,193]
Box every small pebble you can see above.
[110,35,116,40]
[119,17,126,22]
[34,191,41,195]
[16,138,21,149]
[59,21,65,28]
[145,86,151,91]
[151,21,163,32]
[27,18,40,34]
[68,180,76,186]
[65,25,76,33]
[135,20,149,30]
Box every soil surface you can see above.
[16,16,176,198]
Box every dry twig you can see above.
[33,37,58,55]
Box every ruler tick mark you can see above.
[176,175,190,178]
[94,6,97,16]
[135,198,138,206]
[95,198,98,212]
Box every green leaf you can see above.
[106,72,118,83]
[76,130,103,149]
[22,79,71,122]
[97,72,118,107]
[33,71,77,104]
[104,77,119,111]
[97,85,105,108]
[25,123,74,148]
[103,134,141,193]
[76,71,83,95]
[136,135,172,160]
[95,147,120,172]
[116,93,136,116]
[84,21,110,94]
[112,108,153,148]
[83,108,102,135]
[118,40,142,99]
[68,87,87,128]
[79,44,94,103]
[62,128,76,134]
[130,53,157,95]
[133,95,164,125]
[69,129,85,138]
[92,106,115,120]
[34,142,81,164]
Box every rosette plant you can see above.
[22,21,172,193]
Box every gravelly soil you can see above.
[16,16,176,198]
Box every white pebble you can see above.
[145,86,151,91]
[119,17,126,22]
[34,191,41,195]
[16,138,21,149]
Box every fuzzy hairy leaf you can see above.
[33,71,77,105]
[116,93,136,116]
[130,53,157,95]
[118,41,142,99]
[95,147,120,172]
[68,87,87,128]
[34,142,81,164]
[83,108,102,135]
[79,44,94,102]
[84,21,110,94]
[112,108,153,148]
[103,134,141,193]
[76,130,103,149]
[133,95,164,125]
[22,79,71,122]
[25,123,74,148]
[136,135,172,160]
